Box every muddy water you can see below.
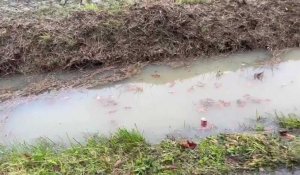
[0,49,300,144]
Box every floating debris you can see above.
[216,70,223,78]
[197,98,232,112]
[151,74,161,79]
[196,81,205,87]
[200,117,207,127]
[197,106,208,113]
[124,106,132,110]
[279,130,288,136]
[254,71,264,80]
[97,97,118,107]
[214,82,222,88]
[200,98,215,108]
[108,110,117,114]
[218,100,231,108]
[242,94,271,104]
[236,99,247,108]
[126,85,143,93]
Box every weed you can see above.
[255,124,265,132]
[109,128,146,152]
[82,3,100,11]
[276,113,300,129]
[39,33,52,44]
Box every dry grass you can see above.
[0,0,299,76]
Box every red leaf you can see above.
[179,140,197,149]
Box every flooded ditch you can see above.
[0,49,300,145]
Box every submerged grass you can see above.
[0,129,299,174]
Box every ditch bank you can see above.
[0,0,299,76]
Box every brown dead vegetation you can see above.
[0,0,299,76]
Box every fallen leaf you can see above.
[114,160,123,168]
[281,134,295,141]
[179,140,197,149]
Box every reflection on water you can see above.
[0,49,300,145]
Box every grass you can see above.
[276,113,300,130]
[255,123,265,132]
[0,129,299,174]
[81,0,134,12]
[82,3,100,11]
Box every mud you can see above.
[0,0,299,76]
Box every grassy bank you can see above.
[0,129,300,174]
[277,113,300,130]
[0,0,299,76]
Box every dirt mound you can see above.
[0,0,299,76]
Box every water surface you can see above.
[0,49,300,144]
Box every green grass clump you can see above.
[81,0,134,13]
[110,128,146,152]
[82,3,100,11]
[0,130,299,174]
[276,113,300,129]
[255,123,265,132]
